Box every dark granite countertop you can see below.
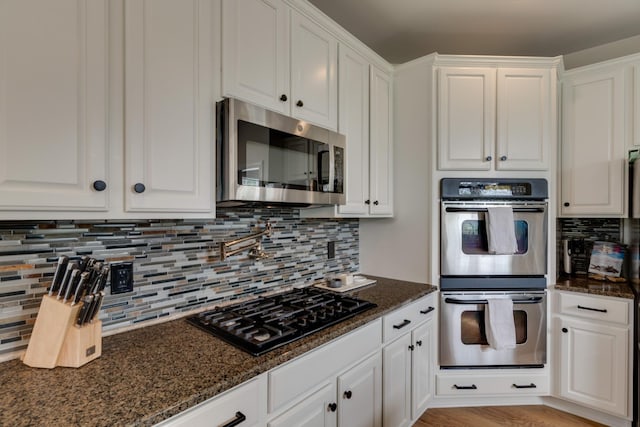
[554,275,636,299]
[0,276,435,427]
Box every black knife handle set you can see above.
[47,255,108,326]
[22,257,108,369]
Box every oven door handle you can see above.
[444,207,546,213]
[443,297,544,305]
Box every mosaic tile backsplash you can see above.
[0,209,359,359]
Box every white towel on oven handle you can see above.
[485,297,516,350]
[486,206,518,254]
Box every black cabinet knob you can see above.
[280,94,288,102]
[562,327,568,333]
[373,200,379,205]
[485,156,492,161]
[365,199,370,205]
[92,180,107,192]
[500,155,507,161]
[133,183,146,193]
[328,402,337,412]
[296,100,304,107]
[343,390,352,399]
[563,202,570,207]
[416,340,423,347]
[408,344,415,351]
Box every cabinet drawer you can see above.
[383,293,436,343]
[436,372,549,397]
[268,318,382,414]
[557,292,630,325]
[158,375,265,427]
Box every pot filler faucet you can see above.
[220,221,271,261]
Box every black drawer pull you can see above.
[328,402,337,412]
[393,319,411,330]
[343,390,352,399]
[562,327,568,333]
[133,183,146,193]
[577,304,607,313]
[92,180,107,191]
[512,383,537,389]
[453,384,477,390]
[420,306,435,315]
[220,411,246,427]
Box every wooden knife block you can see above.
[22,295,102,369]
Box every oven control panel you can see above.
[441,178,548,200]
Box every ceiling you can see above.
[307,0,640,64]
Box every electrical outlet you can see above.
[110,262,134,294]
[327,241,335,259]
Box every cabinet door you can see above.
[634,63,640,147]
[557,316,629,417]
[337,353,382,427]
[496,68,551,170]
[383,334,412,427]
[437,67,496,170]
[369,66,393,216]
[337,44,370,216]
[221,0,289,114]
[290,12,337,130]
[561,67,627,216]
[268,382,337,427]
[0,0,109,211]
[124,0,214,213]
[411,319,434,420]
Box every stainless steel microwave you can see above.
[216,98,346,207]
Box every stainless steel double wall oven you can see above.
[439,178,548,368]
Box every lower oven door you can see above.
[440,291,547,368]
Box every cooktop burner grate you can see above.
[187,287,377,356]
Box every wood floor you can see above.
[415,405,606,426]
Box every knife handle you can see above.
[63,269,81,303]
[78,255,91,272]
[57,263,77,299]
[89,292,105,323]
[71,272,90,306]
[76,295,94,326]
[48,256,69,296]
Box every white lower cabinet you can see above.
[270,352,383,427]
[267,319,383,426]
[268,382,337,427]
[552,291,632,419]
[156,375,267,427]
[382,294,436,427]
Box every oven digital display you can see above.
[458,182,532,197]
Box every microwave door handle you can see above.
[327,147,335,193]
[444,297,544,305]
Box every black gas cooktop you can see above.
[187,287,376,356]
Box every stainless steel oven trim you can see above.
[217,97,346,206]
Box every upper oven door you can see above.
[441,202,548,277]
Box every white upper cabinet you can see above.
[369,66,394,216]
[560,65,628,217]
[222,0,338,130]
[337,44,370,216]
[437,67,496,171]
[290,12,338,129]
[496,68,550,170]
[0,0,109,211]
[221,0,289,115]
[437,65,553,171]
[124,0,214,213]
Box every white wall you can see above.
[359,56,434,283]
[563,34,640,70]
